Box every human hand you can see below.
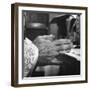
[52,39,73,53]
[34,35,60,58]
[34,35,73,58]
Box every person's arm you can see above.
[24,35,73,77]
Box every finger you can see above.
[48,51,59,56]
[53,39,71,45]
[39,50,59,57]
[34,35,50,44]
[61,44,72,50]
[59,50,70,53]
[54,44,72,52]
[41,34,55,41]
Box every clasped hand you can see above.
[34,35,73,59]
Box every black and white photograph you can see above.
[23,11,81,77]
[11,3,87,87]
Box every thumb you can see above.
[42,34,55,41]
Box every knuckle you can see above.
[37,36,41,39]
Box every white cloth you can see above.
[24,38,39,77]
